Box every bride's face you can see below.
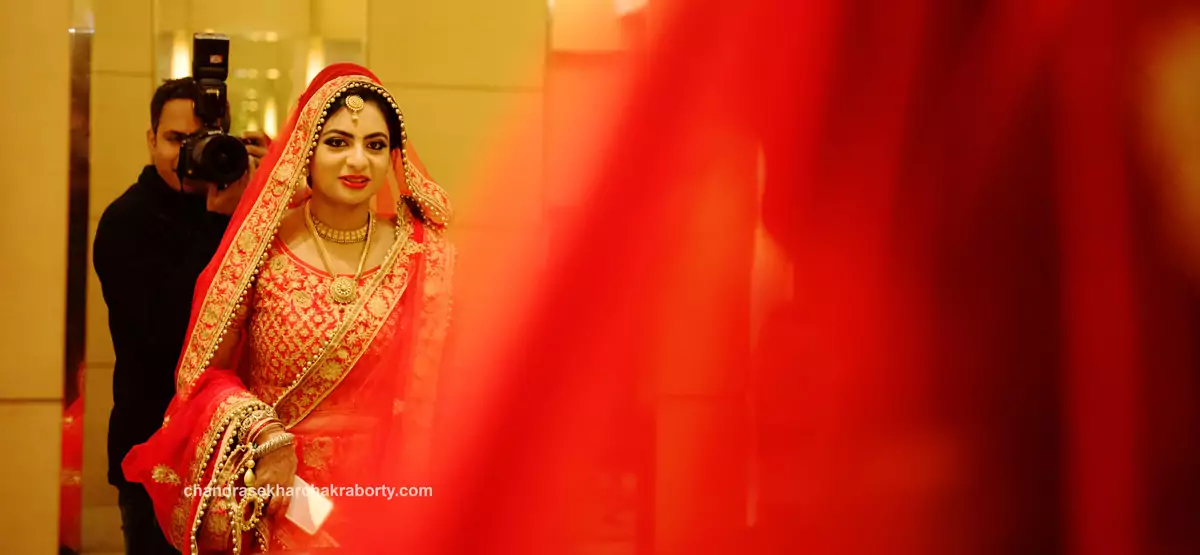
[308,100,392,207]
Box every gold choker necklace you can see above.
[310,212,370,244]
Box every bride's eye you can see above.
[324,137,347,148]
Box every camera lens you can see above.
[193,132,249,187]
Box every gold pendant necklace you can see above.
[304,202,373,305]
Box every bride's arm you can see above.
[190,289,288,551]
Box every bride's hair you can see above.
[331,85,405,150]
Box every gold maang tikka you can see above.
[345,94,365,124]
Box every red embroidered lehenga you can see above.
[122,64,455,554]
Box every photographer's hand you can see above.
[206,179,246,216]
[242,130,270,163]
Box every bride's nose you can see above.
[346,144,368,171]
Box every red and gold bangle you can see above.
[245,419,282,444]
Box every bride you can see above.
[122,63,455,553]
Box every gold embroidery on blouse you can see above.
[245,249,347,403]
[292,289,314,308]
[271,215,420,426]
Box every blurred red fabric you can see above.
[350,1,1200,554]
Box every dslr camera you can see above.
[177,33,247,190]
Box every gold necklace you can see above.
[311,212,369,244]
[304,202,373,305]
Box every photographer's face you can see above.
[308,102,391,208]
[147,99,205,193]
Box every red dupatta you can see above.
[122,63,454,554]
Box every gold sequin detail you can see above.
[292,290,314,308]
[238,232,257,251]
[170,502,189,548]
[152,465,181,485]
[318,360,343,381]
[368,296,388,316]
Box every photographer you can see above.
[93,75,268,554]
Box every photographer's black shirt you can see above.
[94,165,230,486]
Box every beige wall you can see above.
[368,0,549,415]
[552,0,625,52]
[82,0,155,550]
[0,1,71,554]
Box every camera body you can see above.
[176,33,247,189]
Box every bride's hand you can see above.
[250,428,298,518]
